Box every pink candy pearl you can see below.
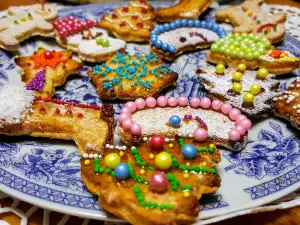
[201,97,212,109]
[228,129,241,141]
[212,100,222,111]
[221,103,232,114]
[235,125,246,136]
[190,97,200,108]
[145,97,156,108]
[118,113,131,124]
[130,123,142,135]
[157,96,168,107]
[135,98,145,110]
[238,119,252,131]
[235,115,247,125]
[126,101,136,112]
[121,107,131,114]
[178,97,188,107]
[168,97,178,107]
[122,119,133,131]
[193,128,208,142]
[229,108,241,121]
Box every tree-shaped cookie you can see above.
[216,0,286,43]
[99,0,156,42]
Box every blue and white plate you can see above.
[0,2,300,223]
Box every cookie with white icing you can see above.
[117,96,251,152]
[0,4,58,51]
[197,66,280,118]
[54,16,126,62]
[150,20,226,61]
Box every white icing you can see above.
[158,27,219,50]
[0,83,35,128]
[260,50,297,62]
[131,106,235,140]
[130,1,150,9]
[115,9,152,21]
[104,17,151,30]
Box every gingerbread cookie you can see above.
[0,4,58,51]
[87,52,178,100]
[81,137,221,225]
[15,47,83,98]
[150,20,226,61]
[197,65,280,118]
[207,33,299,75]
[98,0,156,42]
[216,0,286,43]
[155,0,215,22]
[53,16,126,62]
[0,83,114,155]
[117,96,251,152]
[272,78,300,130]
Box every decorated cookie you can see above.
[117,96,251,152]
[197,66,280,118]
[216,0,286,43]
[155,0,215,22]
[0,4,58,51]
[87,52,178,100]
[98,0,156,42]
[150,20,226,61]
[14,47,83,98]
[53,16,126,62]
[81,137,221,225]
[207,33,299,75]
[272,78,300,130]
[0,83,114,155]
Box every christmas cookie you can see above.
[0,4,58,51]
[150,20,226,61]
[216,0,286,43]
[15,47,83,98]
[197,65,280,118]
[207,33,299,75]
[117,96,251,152]
[272,78,300,130]
[81,137,221,225]
[87,52,178,100]
[155,0,215,22]
[0,83,114,155]
[53,16,126,62]
[98,0,156,42]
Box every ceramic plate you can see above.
[0,2,300,223]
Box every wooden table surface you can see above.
[0,0,299,225]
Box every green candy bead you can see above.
[216,64,225,74]
[210,43,219,53]
[232,82,242,93]
[253,51,261,60]
[224,48,231,56]
[237,51,245,59]
[257,68,269,79]
[243,92,255,104]
[245,52,254,60]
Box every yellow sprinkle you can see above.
[183,173,189,179]
[77,59,83,63]
[169,143,174,148]
[183,192,190,198]
[140,169,145,175]
[209,144,215,148]
[202,162,207,167]
[149,153,154,159]
[21,71,25,75]
[119,151,124,157]
[84,159,90,165]
[15,55,19,59]
[56,72,61,76]
[20,17,26,22]
[247,11,252,16]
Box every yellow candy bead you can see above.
[237,64,247,72]
[169,143,174,148]
[243,92,255,104]
[84,159,90,165]
[140,169,145,175]
[155,152,172,170]
[209,144,215,148]
[232,82,242,93]
[15,55,19,59]
[21,71,25,75]
[257,68,268,79]
[215,64,225,74]
[149,153,154,159]
[20,17,26,22]
[202,162,207,167]
[232,71,243,81]
[250,84,261,95]
[247,11,252,16]
[183,192,190,198]
[119,151,124,157]
[104,153,121,169]
[183,173,189,179]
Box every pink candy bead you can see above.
[229,108,241,121]
[118,113,131,124]
[130,123,142,135]
[235,115,247,124]
[135,98,145,110]
[178,97,188,107]
[190,97,200,108]
[157,96,168,107]
[145,97,156,108]
[193,128,208,142]
[221,103,232,114]
[121,107,131,114]
[235,125,246,136]
[228,129,241,141]
[238,119,252,131]
[201,97,212,109]
[168,97,178,107]
[212,100,222,111]
[122,119,133,131]
[126,101,136,112]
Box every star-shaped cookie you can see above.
[87,52,178,100]
[15,47,83,98]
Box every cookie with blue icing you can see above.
[87,52,178,100]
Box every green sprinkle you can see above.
[179,165,186,171]
[14,20,18,24]
[173,162,179,168]
[28,13,32,17]
[188,166,193,171]
[99,168,105,173]
[132,148,138,154]
[111,171,115,177]
[166,204,174,210]
[94,167,100,173]
[197,148,202,152]
[148,166,155,171]
[145,202,152,208]
[106,168,112,174]
[210,168,216,174]
[194,166,201,173]
[141,201,147,207]
[181,184,192,190]
[141,161,146,166]
[202,167,208,173]
[167,173,175,181]
[159,204,166,210]
[137,195,144,202]
[171,185,178,191]
[153,202,158,208]
[208,148,214,154]
[140,178,146,183]
[134,184,140,192]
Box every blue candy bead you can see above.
[207,22,213,29]
[169,115,181,127]
[169,46,176,53]
[187,20,194,27]
[158,26,165,33]
[170,22,176,30]
[155,40,163,49]
[212,24,219,32]
[181,19,187,26]
[115,163,130,180]
[182,144,197,159]
[195,20,201,27]
[163,23,170,31]
[175,20,181,27]
[200,21,207,28]
[150,38,157,45]
[162,43,169,51]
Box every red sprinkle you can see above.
[120,22,126,27]
[141,7,148,13]
[36,96,42,100]
[39,106,45,111]
[55,108,60,114]
[77,113,83,118]
[66,108,72,114]
[137,22,143,28]
[112,13,118,19]
[132,15,138,20]
[123,7,129,12]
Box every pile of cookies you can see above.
[0,0,299,225]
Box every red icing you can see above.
[112,13,118,19]
[39,106,45,111]
[66,109,73,114]
[77,113,83,118]
[55,108,60,114]
[123,7,129,12]
[132,15,138,20]
[120,22,126,27]
[179,37,186,43]
[257,23,276,33]
[141,7,148,13]
[137,22,143,28]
